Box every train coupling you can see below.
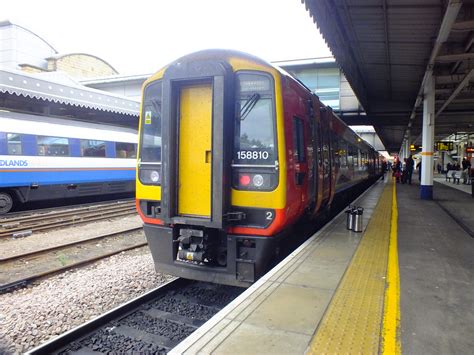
[177,228,226,266]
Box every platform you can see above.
[434,175,473,195]
[170,177,473,354]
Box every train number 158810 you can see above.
[236,150,269,160]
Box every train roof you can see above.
[0,110,137,143]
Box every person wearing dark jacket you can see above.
[406,155,415,184]
[417,160,422,181]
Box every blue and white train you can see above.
[0,111,137,214]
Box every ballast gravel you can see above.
[0,249,173,354]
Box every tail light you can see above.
[234,172,274,190]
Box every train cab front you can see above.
[136,51,286,287]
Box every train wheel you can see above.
[0,192,13,214]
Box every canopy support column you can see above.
[421,74,435,200]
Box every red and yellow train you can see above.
[136,49,382,286]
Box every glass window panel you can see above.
[293,118,306,163]
[140,81,162,162]
[7,133,22,155]
[81,140,106,157]
[116,142,137,158]
[37,136,69,156]
[234,73,276,165]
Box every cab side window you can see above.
[293,117,306,163]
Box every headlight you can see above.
[139,168,161,185]
[253,174,264,187]
[150,170,160,183]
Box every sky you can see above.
[2,0,332,75]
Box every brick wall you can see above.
[47,54,118,78]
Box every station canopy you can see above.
[0,68,140,128]
[303,0,474,153]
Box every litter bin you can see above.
[345,206,355,230]
[352,207,364,233]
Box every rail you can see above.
[0,200,137,238]
[27,279,243,354]
[0,227,145,293]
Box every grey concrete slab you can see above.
[397,184,474,354]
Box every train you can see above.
[0,110,137,214]
[136,49,382,287]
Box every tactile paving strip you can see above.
[307,182,393,354]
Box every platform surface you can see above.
[170,177,473,354]
[434,175,473,195]
[396,181,474,354]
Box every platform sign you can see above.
[436,141,453,151]
[410,144,421,151]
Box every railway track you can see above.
[2,198,135,219]
[0,200,137,238]
[27,279,243,354]
[0,227,146,293]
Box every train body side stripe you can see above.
[0,169,135,187]
[0,168,135,172]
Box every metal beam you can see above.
[436,98,474,104]
[450,32,474,74]
[436,69,474,117]
[451,19,474,31]
[436,52,474,62]
[406,0,462,142]
[435,74,464,84]
[382,0,392,99]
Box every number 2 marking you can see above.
[266,211,273,220]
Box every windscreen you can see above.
[234,73,276,165]
[140,81,162,162]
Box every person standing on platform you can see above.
[406,155,415,185]
[382,160,388,180]
[417,160,422,181]
[462,157,471,184]
[393,158,401,182]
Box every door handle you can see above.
[205,150,212,163]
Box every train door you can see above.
[306,99,316,209]
[158,61,234,229]
[328,118,336,205]
[311,95,324,214]
[320,109,331,203]
[293,117,308,206]
[178,84,212,217]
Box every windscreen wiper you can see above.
[239,93,260,121]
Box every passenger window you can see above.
[293,118,306,163]
[7,133,22,155]
[81,140,106,157]
[116,142,137,158]
[37,136,69,156]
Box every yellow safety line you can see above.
[307,179,399,354]
[382,179,401,354]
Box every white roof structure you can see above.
[0,67,139,116]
